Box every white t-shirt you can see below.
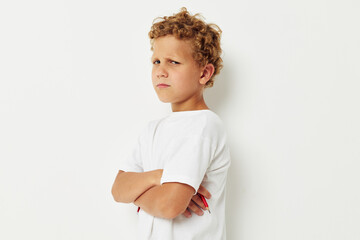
[119,109,231,240]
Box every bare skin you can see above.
[151,35,215,112]
[182,185,212,218]
[112,170,211,218]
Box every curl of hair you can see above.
[148,7,223,88]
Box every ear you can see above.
[199,63,215,85]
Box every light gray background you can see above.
[1,0,359,239]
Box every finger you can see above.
[192,194,206,210]
[182,209,192,218]
[197,185,211,199]
[187,200,204,216]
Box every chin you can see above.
[156,94,172,103]
[158,98,172,103]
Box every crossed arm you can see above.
[111,169,211,219]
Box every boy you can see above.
[112,7,231,240]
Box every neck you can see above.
[171,96,209,112]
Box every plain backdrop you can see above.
[1,0,359,239]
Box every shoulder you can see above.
[167,110,227,140]
[136,117,163,141]
[202,110,227,135]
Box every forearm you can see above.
[134,183,193,219]
[134,185,167,218]
[111,169,162,203]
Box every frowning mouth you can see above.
[157,84,170,88]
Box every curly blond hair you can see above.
[148,7,223,88]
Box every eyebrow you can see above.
[150,56,181,62]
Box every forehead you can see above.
[152,35,194,59]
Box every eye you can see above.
[170,60,179,64]
[153,60,160,64]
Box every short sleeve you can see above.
[160,134,214,194]
[118,133,144,173]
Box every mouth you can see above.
[157,83,170,88]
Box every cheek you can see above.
[180,70,198,86]
[151,70,156,82]
[175,76,197,92]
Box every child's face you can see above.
[151,35,205,107]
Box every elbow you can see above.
[156,187,192,219]
[161,206,185,220]
[162,209,181,220]
[159,200,186,220]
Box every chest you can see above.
[142,121,175,171]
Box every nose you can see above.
[155,65,168,79]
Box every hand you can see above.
[182,185,211,218]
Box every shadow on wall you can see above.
[204,54,236,114]
[204,54,245,239]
